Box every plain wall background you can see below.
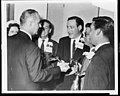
[14,2,47,24]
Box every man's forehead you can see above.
[68,19,76,23]
[67,19,77,26]
[44,22,50,26]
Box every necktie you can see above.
[72,40,76,57]
[41,40,46,69]
[41,40,45,51]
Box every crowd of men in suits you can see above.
[7,9,114,91]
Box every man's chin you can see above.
[69,35,72,38]
[69,35,75,39]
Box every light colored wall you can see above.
[47,3,64,43]
[14,2,47,24]
[99,8,114,19]
[92,0,115,19]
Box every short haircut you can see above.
[7,23,20,34]
[92,16,114,46]
[20,9,39,25]
[67,16,84,32]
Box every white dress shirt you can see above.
[67,34,82,76]
[38,37,49,49]
[70,34,82,59]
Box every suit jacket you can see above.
[7,31,61,91]
[56,36,90,90]
[34,38,58,90]
[35,38,58,68]
[82,44,114,90]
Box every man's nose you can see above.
[67,29,73,33]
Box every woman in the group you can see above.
[7,21,20,36]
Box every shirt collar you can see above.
[71,34,82,43]
[39,37,49,42]
[44,37,49,43]
[95,42,110,51]
[20,29,32,40]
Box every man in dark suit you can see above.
[7,9,69,91]
[34,19,59,90]
[82,16,114,90]
[55,16,90,90]
[34,19,58,68]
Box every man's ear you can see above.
[96,28,102,36]
[78,25,82,32]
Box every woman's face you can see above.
[8,26,19,36]
[84,27,91,46]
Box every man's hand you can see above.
[66,63,82,76]
[57,60,70,72]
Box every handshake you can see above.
[57,59,82,76]
[57,60,70,72]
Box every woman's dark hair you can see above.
[7,23,20,35]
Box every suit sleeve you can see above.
[57,38,64,60]
[83,56,109,90]
[26,45,61,83]
[52,41,58,57]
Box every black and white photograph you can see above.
[1,0,118,94]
